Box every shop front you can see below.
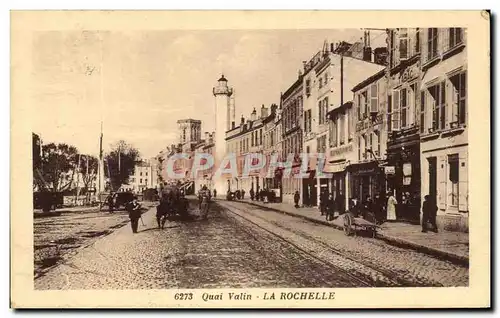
[348,161,385,208]
[323,160,349,212]
[387,128,421,223]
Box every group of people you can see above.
[292,189,439,232]
[249,188,277,203]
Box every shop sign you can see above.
[384,166,395,175]
[329,144,353,158]
[403,163,412,176]
[401,65,419,82]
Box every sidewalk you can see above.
[235,198,469,266]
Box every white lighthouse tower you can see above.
[212,74,233,195]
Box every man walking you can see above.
[422,195,438,233]
[294,190,300,208]
[126,197,142,234]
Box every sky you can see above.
[31,29,386,159]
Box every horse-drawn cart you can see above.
[342,212,379,238]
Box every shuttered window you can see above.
[392,90,400,131]
[370,84,378,113]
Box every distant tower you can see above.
[177,119,202,146]
[212,74,233,194]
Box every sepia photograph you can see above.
[10,10,490,308]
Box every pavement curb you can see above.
[234,199,469,267]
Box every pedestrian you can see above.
[386,191,397,221]
[326,194,335,221]
[107,192,115,213]
[156,195,168,229]
[373,194,384,224]
[213,188,217,198]
[126,197,142,234]
[422,195,438,233]
[319,191,326,216]
[250,188,255,201]
[294,190,300,208]
[241,189,246,200]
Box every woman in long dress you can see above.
[386,191,398,221]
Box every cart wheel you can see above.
[343,214,353,236]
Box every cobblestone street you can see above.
[34,198,468,290]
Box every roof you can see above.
[218,74,228,82]
[351,69,386,92]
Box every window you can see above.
[392,90,400,131]
[306,146,310,154]
[427,28,439,61]
[357,93,362,120]
[145,179,148,185]
[251,132,254,146]
[429,81,446,131]
[449,155,459,206]
[362,135,367,159]
[329,115,337,147]
[449,28,463,49]
[347,107,352,140]
[319,77,323,89]
[145,172,148,176]
[390,30,396,68]
[339,113,345,145]
[357,136,361,160]
[319,98,328,125]
[387,94,392,132]
[140,178,143,184]
[360,90,368,118]
[400,88,408,128]
[140,172,143,176]
[305,79,311,97]
[450,72,467,126]
[370,84,378,113]
[375,130,381,155]
[324,72,329,85]
[259,129,263,145]
[399,28,408,59]
[318,101,323,125]
[304,109,312,133]
[420,91,426,133]
[415,28,421,54]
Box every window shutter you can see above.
[421,29,428,62]
[392,90,400,130]
[370,84,378,113]
[438,156,447,210]
[458,153,468,211]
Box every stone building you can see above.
[386,28,424,223]
[303,41,386,208]
[281,74,304,205]
[225,107,265,194]
[419,28,468,232]
[349,69,389,207]
[262,104,282,200]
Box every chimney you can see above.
[240,115,245,125]
[363,47,372,62]
[261,104,269,118]
[298,69,303,78]
[302,61,307,71]
[231,121,235,129]
[204,132,209,141]
[251,107,257,121]
[373,47,388,66]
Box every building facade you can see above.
[304,41,386,208]
[126,160,155,194]
[419,27,468,232]
[281,75,304,205]
[225,107,265,194]
[350,69,389,207]
[386,28,423,223]
[262,104,282,200]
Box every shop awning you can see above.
[323,160,348,174]
[421,53,465,89]
[347,160,380,174]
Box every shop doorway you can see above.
[428,157,437,201]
